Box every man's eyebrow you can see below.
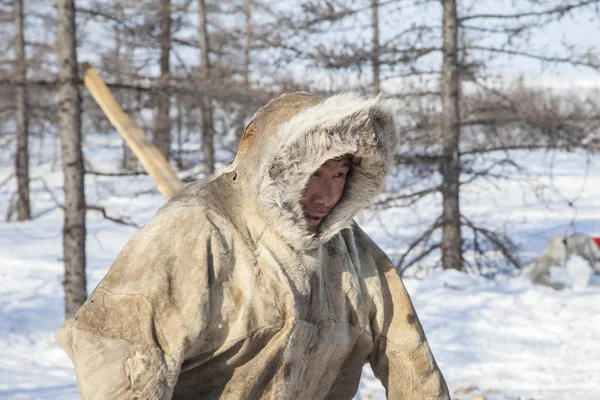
[341,160,351,168]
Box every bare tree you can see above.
[14,0,30,220]
[440,0,463,271]
[198,0,215,175]
[111,3,134,169]
[243,0,252,88]
[371,0,380,96]
[153,0,172,160]
[56,0,86,319]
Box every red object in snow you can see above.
[593,237,600,248]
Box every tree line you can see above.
[1,0,599,318]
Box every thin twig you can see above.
[0,172,15,191]
[460,1,600,22]
[85,169,148,177]
[86,205,140,228]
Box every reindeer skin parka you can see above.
[56,92,450,399]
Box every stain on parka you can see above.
[56,92,450,399]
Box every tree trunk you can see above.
[440,0,463,271]
[175,93,184,169]
[198,0,215,175]
[14,0,31,221]
[371,0,380,96]
[57,0,87,318]
[153,0,172,160]
[243,0,252,88]
[113,13,133,169]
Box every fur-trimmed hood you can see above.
[233,92,399,250]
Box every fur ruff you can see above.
[249,92,399,250]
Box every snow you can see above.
[1,135,600,399]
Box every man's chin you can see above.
[306,219,322,233]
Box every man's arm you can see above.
[57,289,180,399]
[57,207,215,399]
[368,260,450,399]
[352,225,449,399]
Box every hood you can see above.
[233,91,398,250]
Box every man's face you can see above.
[300,157,350,233]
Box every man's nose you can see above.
[313,182,335,207]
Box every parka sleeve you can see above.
[355,228,450,399]
[56,207,217,399]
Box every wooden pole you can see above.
[81,63,184,199]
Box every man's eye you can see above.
[334,172,347,178]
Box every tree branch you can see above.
[395,215,443,274]
[467,46,600,69]
[461,214,522,270]
[86,205,140,228]
[85,169,148,177]
[371,185,440,209]
[460,1,600,22]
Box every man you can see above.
[57,92,449,399]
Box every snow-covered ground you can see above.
[1,135,600,399]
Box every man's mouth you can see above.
[305,212,326,226]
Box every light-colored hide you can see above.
[521,233,600,288]
[57,92,449,399]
